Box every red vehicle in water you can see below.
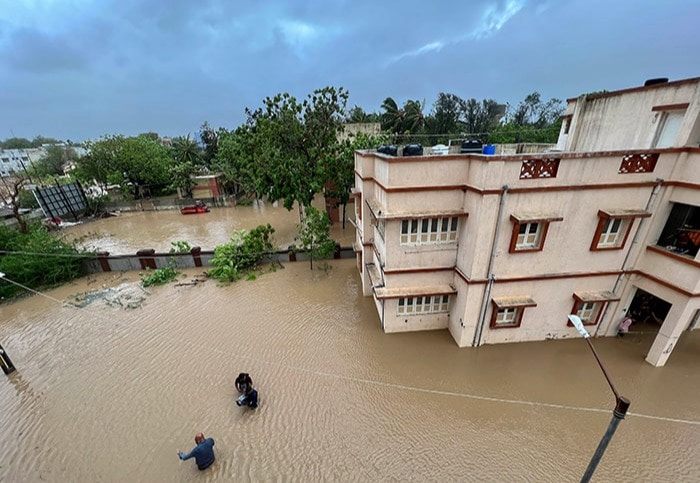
[180,201,210,215]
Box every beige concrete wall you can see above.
[382,298,450,333]
[561,80,700,152]
[340,123,381,141]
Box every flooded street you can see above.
[1,209,699,481]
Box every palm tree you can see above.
[402,99,426,133]
[172,136,201,165]
[170,136,202,198]
[380,97,404,133]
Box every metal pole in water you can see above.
[580,396,630,483]
[568,315,631,483]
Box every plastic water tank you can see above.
[402,144,424,156]
[460,140,483,153]
[377,145,398,156]
[431,144,449,155]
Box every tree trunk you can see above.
[10,178,29,233]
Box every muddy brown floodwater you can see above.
[1,206,699,481]
[57,200,356,253]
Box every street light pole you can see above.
[568,315,630,483]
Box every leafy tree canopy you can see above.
[0,222,85,300]
[291,205,337,270]
[74,135,174,198]
[251,86,349,212]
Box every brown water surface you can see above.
[58,200,355,253]
[1,210,699,481]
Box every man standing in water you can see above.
[177,433,215,470]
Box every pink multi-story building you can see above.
[353,77,700,367]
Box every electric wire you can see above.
[1,273,698,427]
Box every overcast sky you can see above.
[1,0,698,142]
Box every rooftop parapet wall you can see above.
[356,148,699,195]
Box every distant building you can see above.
[340,123,381,141]
[353,76,700,367]
[189,174,223,199]
[0,148,46,177]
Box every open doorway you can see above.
[627,288,672,334]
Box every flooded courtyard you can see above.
[1,207,699,481]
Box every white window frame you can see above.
[598,218,626,247]
[494,307,520,326]
[400,216,458,246]
[576,302,599,324]
[652,110,685,148]
[516,222,542,249]
[397,295,450,315]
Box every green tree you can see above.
[490,92,563,143]
[380,97,425,140]
[291,206,336,270]
[169,161,197,198]
[138,132,160,142]
[0,137,32,149]
[346,105,381,123]
[199,122,220,167]
[0,222,85,299]
[170,136,202,198]
[31,136,62,147]
[215,118,276,201]
[31,145,74,177]
[208,224,276,282]
[425,92,465,142]
[462,98,506,140]
[402,99,426,134]
[74,135,173,199]
[255,86,349,217]
[380,97,403,133]
[325,131,388,228]
[6,177,30,233]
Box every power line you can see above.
[0,249,99,259]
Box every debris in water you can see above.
[68,282,149,309]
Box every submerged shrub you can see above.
[141,267,179,287]
[208,224,276,282]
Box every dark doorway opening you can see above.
[627,288,672,334]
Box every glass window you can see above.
[400,217,459,246]
[397,295,450,315]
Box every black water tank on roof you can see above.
[402,144,423,156]
[460,140,483,153]
[644,78,669,86]
[377,144,398,156]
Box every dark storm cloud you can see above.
[0,0,698,141]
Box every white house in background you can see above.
[0,148,46,177]
[353,76,700,367]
